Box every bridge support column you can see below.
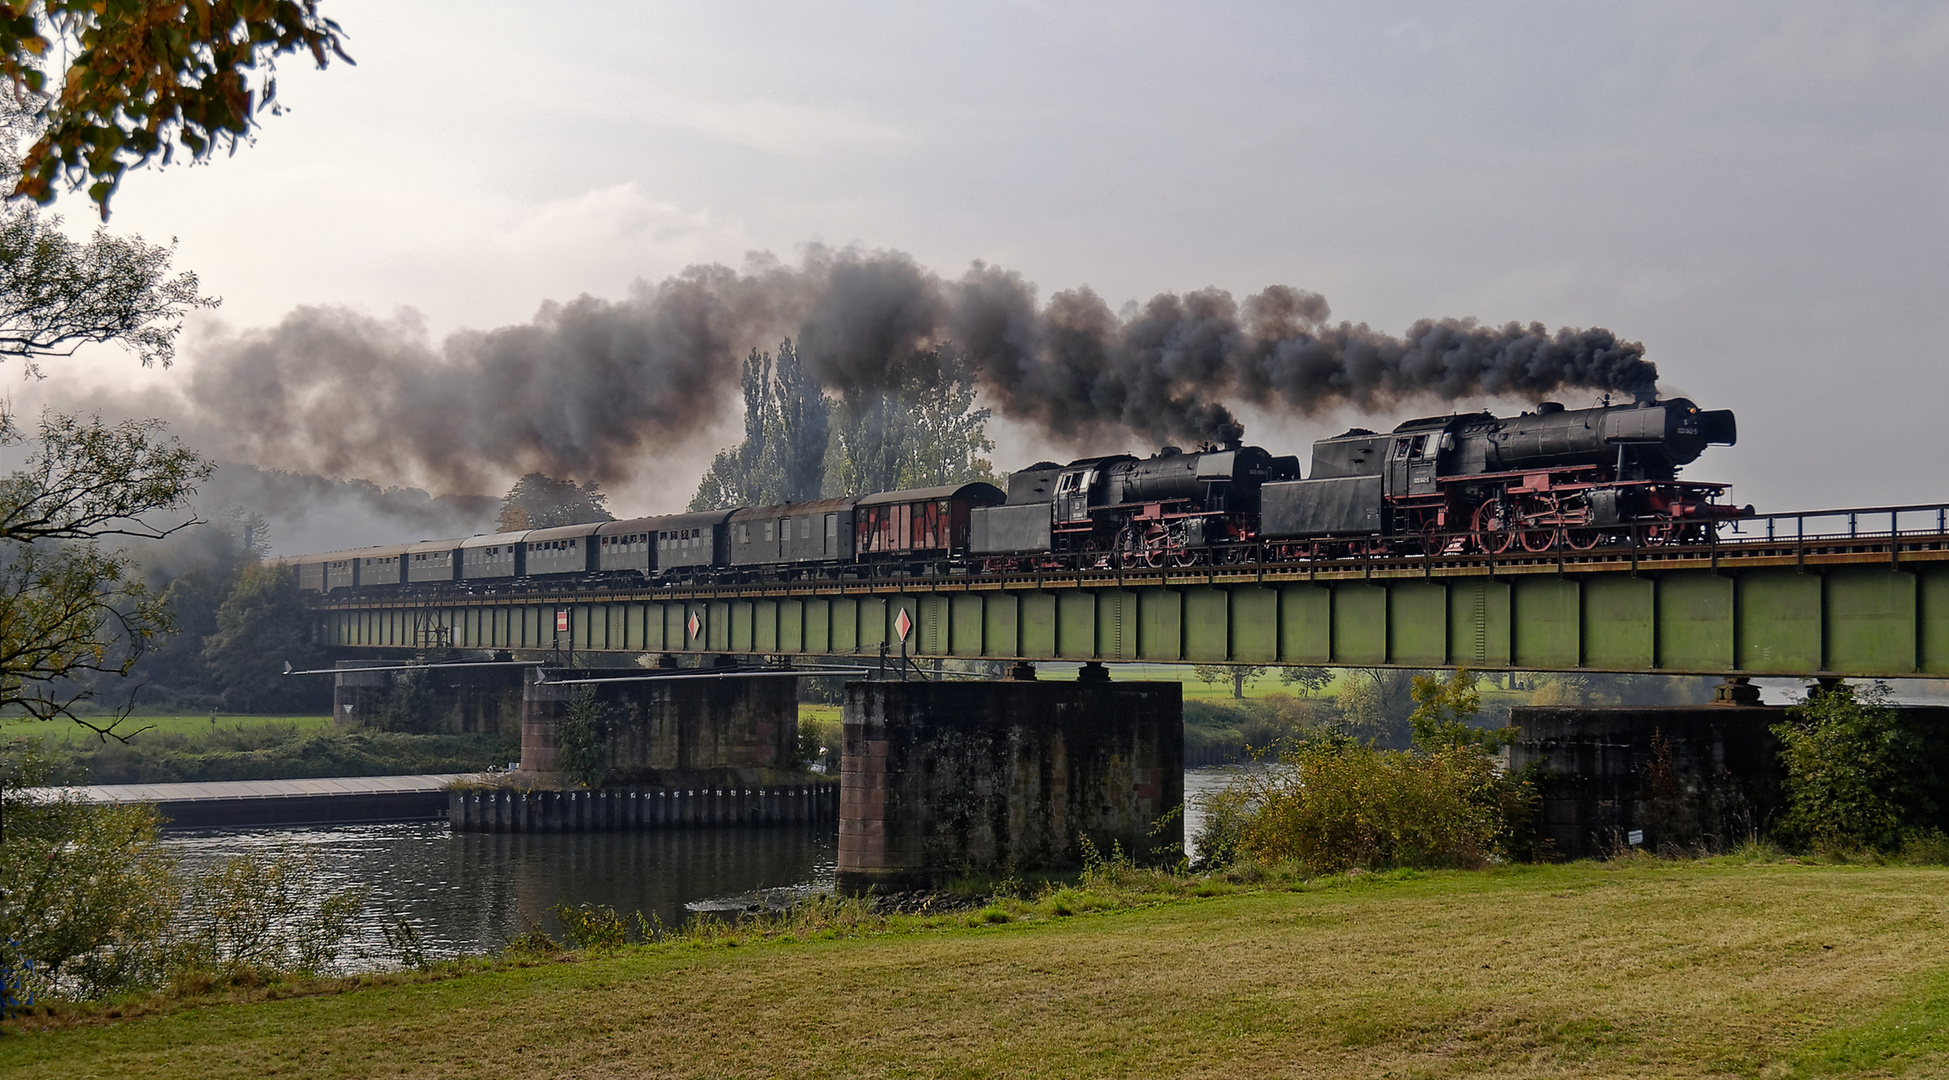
[837,679,1183,892]
[1511,704,1788,860]
[519,671,799,781]
[332,660,525,735]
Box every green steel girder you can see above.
[313,544,1949,678]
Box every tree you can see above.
[1193,663,1265,699]
[1408,667,1514,751]
[771,338,830,502]
[0,1,352,218]
[1335,668,1421,746]
[497,472,612,531]
[555,686,607,788]
[201,560,327,713]
[0,203,217,374]
[1772,681,1938,853]
[1,410,210,732]
[691,339,830,510]
[1277,666,1334,696]
[825,343,995,496]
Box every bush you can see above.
[0,738,368,1001]
[1773,682,1940,853]
[555,686,608,788]
[1194,736,1533,873]
[796,713,842,771]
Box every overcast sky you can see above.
[14,1,1948,529]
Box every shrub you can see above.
[1200,737,1533,873]
[1773,682,1939,853]
[0,738,368,1001]
[555,686,608,788]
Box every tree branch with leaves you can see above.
[0,0,353,217]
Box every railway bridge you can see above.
[311,503,1949,680]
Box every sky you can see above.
[9,1,1948,546]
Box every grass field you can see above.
[2,715,334,747]
[3,859,1945,1078]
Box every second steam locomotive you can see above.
[294,396,1743,592]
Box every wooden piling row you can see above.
[447,784,838,832]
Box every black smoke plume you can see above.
[166,247,1657,493]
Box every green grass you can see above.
[3,715,334,746]
[4,860,1947,1078]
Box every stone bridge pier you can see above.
[519,669,802,783]
[332,660,525,735]
[837,672,1184,892]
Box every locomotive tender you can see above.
[291,397,1741,593]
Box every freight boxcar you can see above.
[854,483,1004,563]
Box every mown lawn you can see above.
[4,715,334,746]
[3,860,1946,1078]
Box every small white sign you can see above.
[1627,829,1645,846]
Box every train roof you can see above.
[596,509,735,536]
[352,544,412,560]
[459,531,528,550]
[289,548,366,565]
[406,537,465,555]
[855,482,1005,508]
[523,522,605,543]
[726,497,858,521]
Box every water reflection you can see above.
[164,823,836,965]
[160,768,1238,966]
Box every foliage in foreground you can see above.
[1774,681,1947,854]
[1195,737,1535,873]
[0,739,369,1002]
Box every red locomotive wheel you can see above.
[1566,528,1603,550]
[1521,528,1557,553]
[1473,498,1519,554]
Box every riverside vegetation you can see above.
[4,670,1947,1075]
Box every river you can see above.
[159,766,1249,966]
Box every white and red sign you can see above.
[894,607,913,642]
[555,609,569,633]
[687,611,703,639]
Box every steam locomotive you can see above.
[292,396,1743,592]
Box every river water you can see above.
[159,766,1247,966]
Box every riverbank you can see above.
[5,858,1945,1078]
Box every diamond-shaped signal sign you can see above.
[687,611,702,639]
[894,607,913,642]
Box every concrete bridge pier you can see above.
[332,660,525,735]
[836,677,1184,893]
[518,669,800,781]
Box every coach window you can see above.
[799,517,811,539]
[824,513,837,552]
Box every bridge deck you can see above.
[310,504,1949,679]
